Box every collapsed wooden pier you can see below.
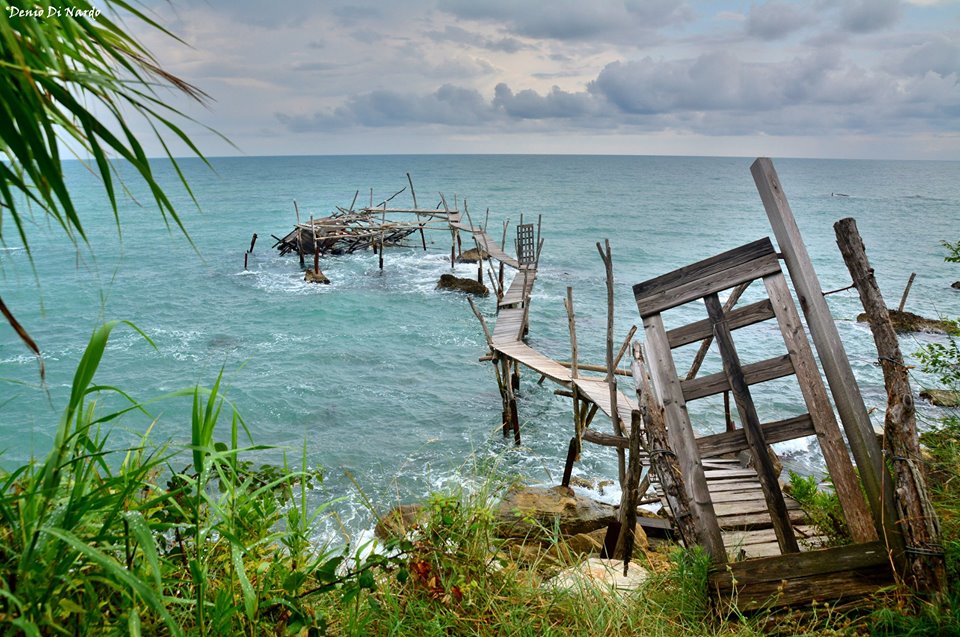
[465,158,946,610]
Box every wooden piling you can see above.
[248,233,258,253]
[597,239,625,486]
[835,217,944,594]
[898,272,916,313]
[294,200,305,268]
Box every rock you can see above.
[550,558,649,595]
[375,503,426,540]
[458,247,489,263]
[551,525,648,559]
[304,268,330,284]
[857,309,956,335]
[436,273,488,296]
[495,485,617,539]
[952,281,960,290]
[920,389,960,408]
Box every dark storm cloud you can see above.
[436,0,693,42]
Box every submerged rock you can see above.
[458,247,489,263]
[920,389,960,408]
[952,281,960,290]
[304,268,330,284]
[856,309,956,334]
[495,485,617,539]
[436,273,488,296]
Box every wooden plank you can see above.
[641,312,727,563]
[711,541,888,584]
[681,354,794,401]
[763,272,877,544]
[697,414,816,458]
[717,508,809,531]
[713,498,801,517]
[705,293,799,554]
[668,299,775,349]
[634,238,775,305]
[636,252,781,318]
[751,157,895,550]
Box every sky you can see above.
[128,0,960,160]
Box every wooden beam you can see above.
[667,299,774,349]
[705,293,799,554]
[634,238,780,316]
[751,157,900,557]
[681,354,794,402]
[641,314,727,563]
[697,414,816,458]
[764,271,877,544]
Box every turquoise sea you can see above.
[1,155,958,541]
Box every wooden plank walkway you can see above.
[450,220,521,269]
[651,457,826,560]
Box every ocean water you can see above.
[1,155,957,541]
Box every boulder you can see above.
[304,268,330,284]
[436,273,488,296]
[550,558,649,595]
[495,485,617,539]
[920,389,960,408]
[952,281,960,290]
[375,503,426,540]
[458,247,489,263]
[548,526,648,562]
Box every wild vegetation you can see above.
[2,3,960,635]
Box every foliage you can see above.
[0,0,222,363]
[942,240,960,264]
[787,471,850,546]
[0,324,369,635]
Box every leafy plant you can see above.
[787,471,850,546]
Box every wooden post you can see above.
[898,272,916,313]
[632,343,707,555]
[561,437,577,487]
[564,286,582,457]
[705,292,799,553]
[615,407,644,572]
[597,239,625,486]
[248,233,258,253]
[642,315,727,563]
[244,252,248,270]
[835,217,945,594]
[751,157,900,555]
[294,200,305,269]
[407,172,427,251]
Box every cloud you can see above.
[895,35,960,78]
[426,25,532,53]
[746,1,817,40]
[836,0,903,33]
[277,84,496,130]
[437,0,693,42]
[492,83,601,118]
